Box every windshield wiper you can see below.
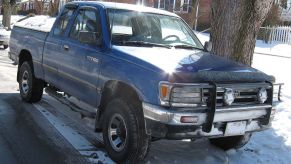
[116,41,172,49]
[173,44,203,50]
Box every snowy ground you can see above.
[0,30,290,163]
[195,31,291,58]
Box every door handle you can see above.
[63,45,69,51]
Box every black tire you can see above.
[102,98,150,163]
[19,61,44,103]
[209,133,252,150]
[3,45,8,49]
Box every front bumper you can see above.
[143,102,272,139]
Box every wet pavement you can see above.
[0,49,86,164]
[0,94,67,164]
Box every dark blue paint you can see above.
[9,1,267,107]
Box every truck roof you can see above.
[70,1,179,17]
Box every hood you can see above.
[113,46,274,83]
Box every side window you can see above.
[53,7,74,36]
[69,8,101,45]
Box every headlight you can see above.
[223,88,235,106]
[257,88,268,104]
[159,82,208,108]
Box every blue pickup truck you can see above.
[9,1,282,162]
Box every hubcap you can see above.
[108,114,127,152]
[21,71,29,94]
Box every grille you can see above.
[168,83,273,108]
[216,88,259,106]
[203,83,272,107]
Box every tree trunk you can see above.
[210,0,274,66]
[2,3,12,30]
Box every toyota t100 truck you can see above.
[9,1,283,163]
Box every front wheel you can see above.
[209,133,252,150]
[19,61,44,102]
[102,98,150,163]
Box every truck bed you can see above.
[9,16,55,62]
[9,25,48,64]
[9,24,51,82]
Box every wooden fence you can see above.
[258,26,291,44]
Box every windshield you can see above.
[108,9,203,49]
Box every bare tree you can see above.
[210,0,274,66]
[48,0,59,16]
[2,0,16,30]
[35,0,46,15]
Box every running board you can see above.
[45,87,96,119]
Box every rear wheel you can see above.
[209,133,252,150]
[3,45,8,49]
[102,98,150,163]
[19,61,44,102]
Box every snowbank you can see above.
[15,16,56,32]
[194,31,291,58]
[194,31,210,44]
[255,40,291,58]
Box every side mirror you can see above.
[78,31,101,45]
[204,41,212,52]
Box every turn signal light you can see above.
[160,85,169,98]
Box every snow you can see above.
[14,16,56,32]
[195,31,210,44]
[194,31,291,58]
[0,15,25,25]
[255,40,291,58]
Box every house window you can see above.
[173,0,191,13]
[158,0,165,9]
[182,0,190,12]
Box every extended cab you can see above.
[9,1,282,162]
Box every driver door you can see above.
[58,6,103,107]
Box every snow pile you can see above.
[15,16,56,32]
[194,31,210,44]
[194,31,291,58]
[255,40,291,58]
